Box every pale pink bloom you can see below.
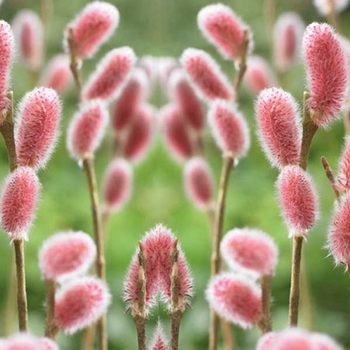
[15,87,61,170]
[273,328,314,350]
[256,332,278,350]
[5,333,42,350]
[39,338,59,350]
[149,322,168,350]
[255,87,301,169]
[38,231,96,281]
[159,104,195,162]
[180,48,234,101]
[120,103,154,163]
[39,54,72,93]
[0,20,15,119]
[184,157,215,210]
[111,68,148,132]
[314,0,349,15]
[169,69,205,131]
[102,158,133,212]
[124,224,192,309]
[138,55,158,82]
[221,228,278,278]
[276,165,319,237]
[55,276,111,334]
[67,100,108,160]
[310,333,343,350]
[0,167,40,241]
[302,23,348,126]
[82,47,136,102]
[197,3,253,60]
[12,10,43,71]
[328,190,350,266]
[158,57,179,92]
[273,12,304,73]
[244,55,278,95]
[334,136,350,192]
[206,273,262,329]
[64,1,119,59]
[208,100,250,158]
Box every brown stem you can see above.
[13,239,28,332]
[220,319,235,350]
[258,275,272,333]
[67,26,82,99]
[3,256,16,335]
[288,236,303,326]
[300,256,313,331]
[209,155,234,350]
[82,157,107,350]
[326,0,340,32]
[44,279,59,339]
[321,156,340,201]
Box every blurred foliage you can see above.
[0,0,350,349]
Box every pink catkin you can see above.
[302,23,349,127]
[276,165,319,237]
[184,157,215,210]
[55,276,111,334]
[273,328,314,350]
[111,68,148,132]
[102,158,133,213]
[273,12,304,73]
[169,69,205,131]
[256,332,278,350]
[64,1,119,59]
[208,100,250,158]
[39,54,72,93]
[158,57,180,93]
[255,87,301,169]
[221,228,278,278]
[0,20,15,118]
[206,273,262,329]
[15,87,61,170]
[82,47,136,102]
[334,136,350,193]
[314,0,349,15]
[197,3,253,60]
[12,10,43,71]
[310,333,343,350]
[149,323,169,350]
[244,55,278,95]
[5,333,43,350]
[0,167,40,241]
[67,100,108,160]
[138,55,158,82]
[38,231,96,281]
[120,103,154,163]
[328,190,350,266]
[180,48,234,101]
[159,104,195,162]
[39,337,59,350]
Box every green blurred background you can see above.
[1,0,350,349]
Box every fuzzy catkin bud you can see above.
[102,159,133,213]
[40,337,59,350]
[180,48,234,101]
[67,100,108,160]
[221,228,278,278]
[39,231,96,282]
[302,23,349,126]
[64,1,119,59]
[197,3,253,60]
[255,87,301,169]
[82,47,136,102]
[0,167,40,241]
[15,87,61,170]
[273,328,313,350]
[208,100,250,158]
[12,10,43,71]
[184,157,215,210]
[206,273,262,329]
[149,323,169,350]
[314,0,349,15]
[256,332,278,350]
[55,276,111,334]
[5,333,44,350]
[310,333,343,350]
[334,136,350,193]
[276,165,319,237]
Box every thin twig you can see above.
[44,279,59,339]
[321,156,340,201]
[258,275,272,333]
[67,26,82,99]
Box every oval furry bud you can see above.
[273,328,313,350]
[0,167,40,241]
[16,87,61,170]
[102,158,133,213]
[12,10,43,71]
[5,333,43,350]
[82,47,136,102]
[311,333,343,350]
[302,23,349,126]
[255,87,301,169]
[184,157,215,210]
[197,3,253,60]
[256,332,278,350]
[67,100,108,160]
[64,1,119,59]
[180,48,234,101]
[206,273,262,329]
[40,337,59,350]
[276,165,319,237]
[314,0,349,15]
[39,231,96,281]
[208,100,250,158]
[221,228,278,277]
[149,322,169,350]
[55,276,111,334]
